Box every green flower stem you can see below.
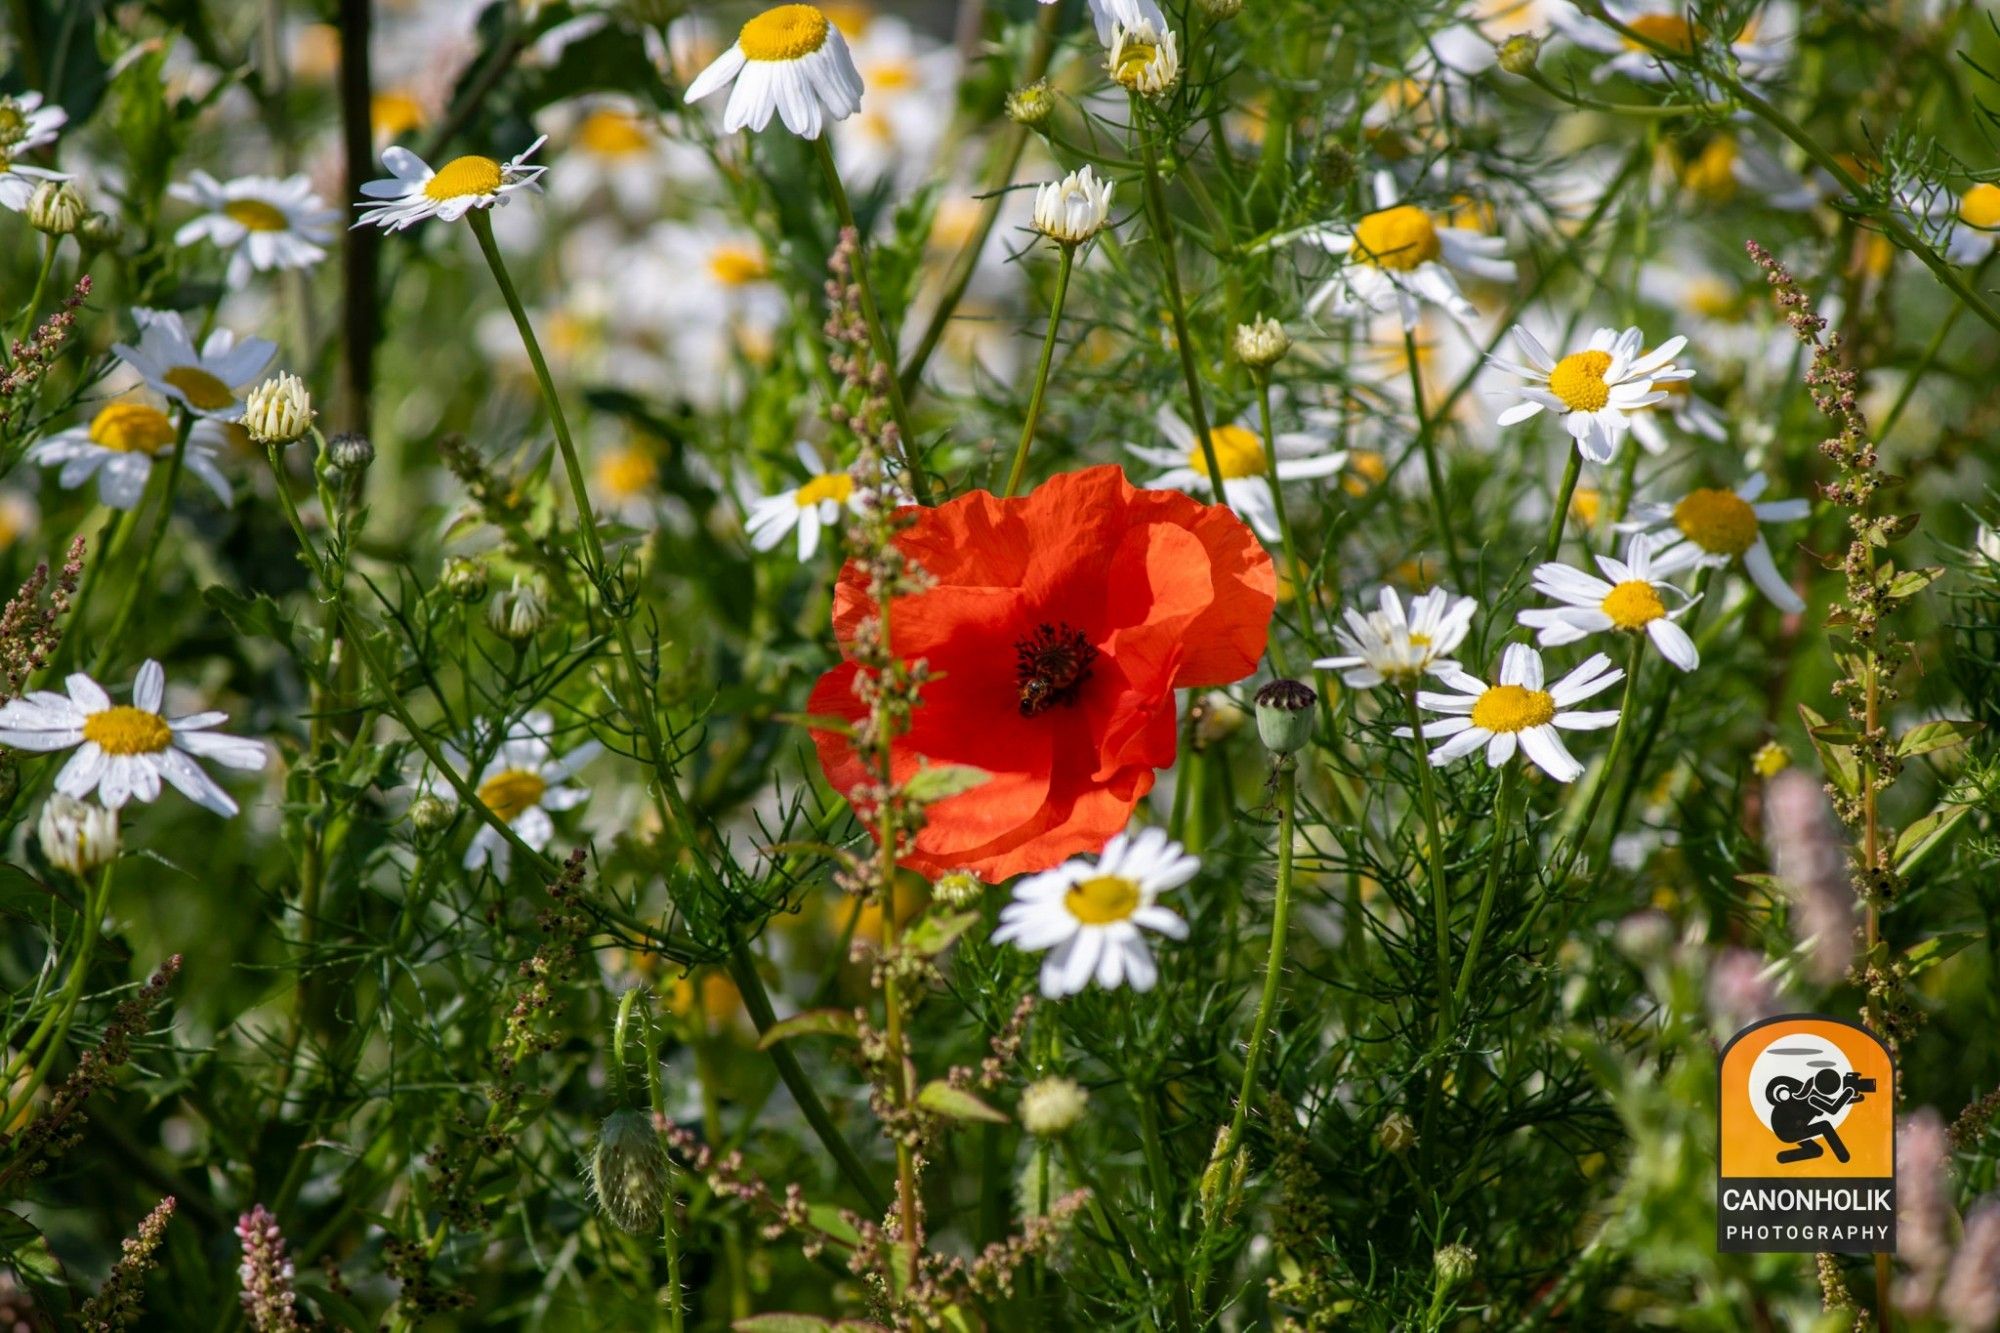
[1451,761,1519,1014]
[1549,631,1647,888]
[811,136,932,504]
[1002,243,1075,498]
[1136,113,1225,505]
[1404,328,1467,590]
[1543,447,1583,563]
[1405,686,1455,1034]
[1254,373,1313,659]
[1219,762,1297,1182]
[88,413,196,676]
[12,233,57,349]
[637,996,685,1333]
[0,860,112,1127]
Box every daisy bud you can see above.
[1033,165,1114,248]
[588,1109,669,1234]
[1433,1242,1477,1290]
[488,576,548,641]
[1107,23,1181,98]
[1019,1076,1088,1138]
[932,870,984,910]
[1195,0,1241,18]
[1376,1110,1418,1155]
[440,557,489,602]
[77,210,123,252]
[1005,80,1055,127]
[37,795,120,877]
[1254,678,1318,755]
[327,431,375,474]
[409,794,454,835]
[1232,315,1291,371]
[243,373,315,446]
[1495,32,1542,76]
[27,180,85,236]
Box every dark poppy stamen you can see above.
[1014,622,1096,716]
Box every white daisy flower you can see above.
[0,661,266,815]
[1313,586,1478,689]
[353,137,547,232]
[1128,405,1346,544]
[1518,534,1701,672]
[0,92,69,212]
[111,308,277,421]
[991,825,1194,999]
[1303,172,1515,329]
[1488,325,1693,463]
[744,443,875,560]
[1406,644,1625,784]
[832,15,961,192]
[1106,18,1181,97]
[1039,0,1168,46]
[1551,3,1790,86]
[169,172,341,287]
[1619,474,1811,614]
[683,4,864,140]
[29,399,233,509]
[1629,375,1728,455]
[433,711,600,876]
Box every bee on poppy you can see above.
[1015,623,1097,717]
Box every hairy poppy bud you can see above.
[589,1109,668,1234]
[1255,678,1318,754]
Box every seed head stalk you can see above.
[1003,243,1074,498]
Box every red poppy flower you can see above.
[808,465,1275,882]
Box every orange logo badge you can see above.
[1717,1014,1896,1253]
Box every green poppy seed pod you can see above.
[1006,80,1055,128]
[589,1109,668,1234]
[1434,1242,1477,1289]
[1496,32,1542,76]
[440,557,489,602]
[1254,679,1318,755]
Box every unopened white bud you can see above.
[27,180,85,235]
[243,373,315,445]
[37,795,120,876]
[1108,23,1181,97]
[1032,165,1114,247]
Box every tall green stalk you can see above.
[1003,244,1075,498]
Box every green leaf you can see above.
[734,1316,836,1333]
[0,1210,70,1314]
[916,1081,1008,1124]
[1798,704,1859,797]
[1894,802,1974,876]
[1881,566,1944,599]
[903,911,982,959]
[1896,719,1982,759]
[1902,931,1980,976]
[756,1009,859,1051]
[900,764,990,804]
[204,585,304,659]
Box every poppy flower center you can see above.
[577,108,651,157]
[81,705,172,756]
[739,5,831,61]
[796,473,854,508]
[1065,874,1140,925]
[1548,350,1614,413]
[1601,580,1666,629]
[222,198,291,231]
[1671,487,1759,556]
[1351,204,1442,271]
[596,446,657,498]
[163,366,237,411]
[709,245,769,285]
[1624,13,1701,52]
[1469,684,1555,733]
[477,768,547,822]
[1961,183,2000,230]
[89,402,177,454]
[1187,424,1267,480]
[1015,622,1097,716]
[423,155,503,201]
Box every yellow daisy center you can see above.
[739,5,831,62]
[596,446,657,498]
[1548,350,1614,413]
[1187,424,1267,480]
[1624,13,1701,52]
[423,155,503,201]
[1469,684,1556,733]
[81,705,172,756]
[1671,487,1759,557]
[88,402,177,454]
[1960,183,2000,230]
[1601,579,1666,629]
[1342,449,1388,497]
[869,58,915,90]
[709,245,769,286]
[372,89,427,137]
[1680,137,1737,201]
[163,366,237,411]
[1065,874,1141,925]
[1571,486,1603,527]
[796,472,854,507]
[222,198,291,231]
[1113,41,1161,85]
[1407,632,1433,648]
[477,768,547,823]
[1351,204,1442,271]
[577,108,651,157]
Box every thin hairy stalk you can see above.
[89,413,196,676]
[1136,113,1225,504]
[1452,762,1519,1014]
[1404,328,1467,588]
[1003,244,1074,498]
[1405,687,1454,1032]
